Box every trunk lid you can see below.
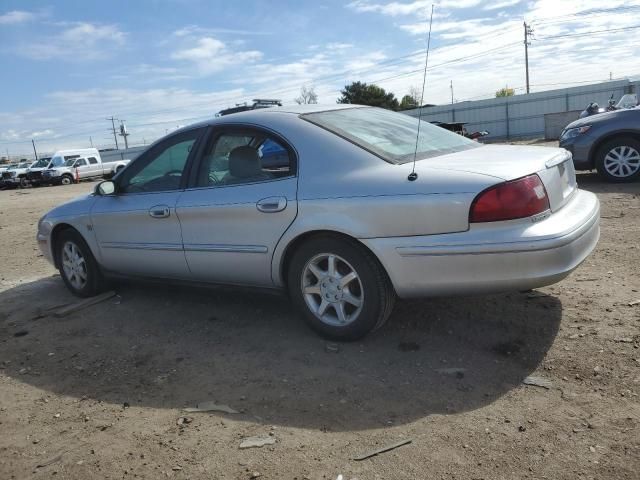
[424,144,577,211]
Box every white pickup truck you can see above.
[1,161,36,188]
[28,149,130,186]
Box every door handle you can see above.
[256,196,287,213]
[149,205,170,218]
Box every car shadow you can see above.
[0,276,561,431]
[576,171,640,193]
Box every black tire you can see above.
[595,136,640,183]
[287,234,395,341]
[19,177,29,188]
[61,174,74,185]
[56,229,106,297]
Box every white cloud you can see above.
[170,36,262,75]
[347,0,482,16]
[0,10,36,24]
[484,0,522,10]
[17,22,126,61]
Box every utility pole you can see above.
[107,116,119,149]
[450,80,454,105]
[31,139,38,160]
[118,121,130,150]
[89,136,94,148]
[524,21,533,94]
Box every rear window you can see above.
[302,107,479,164]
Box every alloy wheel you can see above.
[61,241,88,290]
[604,145,640,178]
[301,253,364,327]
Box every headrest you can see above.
[228,146,261,178]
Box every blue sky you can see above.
[1,0,639,155]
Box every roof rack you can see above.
[216,98,283,117]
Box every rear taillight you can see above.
[470,174,549,223]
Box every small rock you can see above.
[53,413,60,418]
[250,472,261,479]
[239,435,276,449]
[172,465,182,471]
[615,337,633,343]
[176,416,193,426]
[123,402,130,409]
[325,343,340,353]
[518,426,526,432]
[589,446,596,453]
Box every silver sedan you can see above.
[37,105,600,340]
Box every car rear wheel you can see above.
[595,137,640,183]
[287,235,395,341]
[57,229,106,297]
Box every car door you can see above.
[74,158,90,179]
[86,156,100,177]
[90,127,206,278]
[176,126,298,287]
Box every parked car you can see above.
[42,154,130,185]
[1,161,34,188]
[560,107,640,182]
[37,105,600,340]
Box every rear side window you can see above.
[88,157,98,164]
[196,131,293,187]
[302,107,478,164]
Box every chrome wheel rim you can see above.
[61,241,87,290]
[301,253,364,327]
[604,145,640,178]
[61,176,72,185]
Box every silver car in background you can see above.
[37,105,600,340]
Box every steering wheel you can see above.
[164,170,183,177]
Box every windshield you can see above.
[32,158,49,168]
[302,107,479,164]
[50,156,65,167]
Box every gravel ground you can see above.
[0,170,638,480]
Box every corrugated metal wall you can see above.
[404,77,639,140]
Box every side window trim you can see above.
[186,124,298,190]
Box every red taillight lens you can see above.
[470,174,550,223]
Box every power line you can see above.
[535,24,640,40]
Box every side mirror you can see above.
[96,180,116,196]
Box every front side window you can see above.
[88,157,98,164]
[302,107,479,164]
[75,158,87,167]
[196,131,293,187]
[118,129,201,193]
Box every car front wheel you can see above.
[61,174,74,185]
[57,229,106,297]
[288,235,395,341]
[595,137,640,183]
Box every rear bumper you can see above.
[362,189,600,298]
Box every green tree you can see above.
[337,81,399,110]
[399,94,417,110]
[496,86,515,98]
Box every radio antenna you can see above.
[408,4,435,182]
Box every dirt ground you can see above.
[0,170,639,479]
